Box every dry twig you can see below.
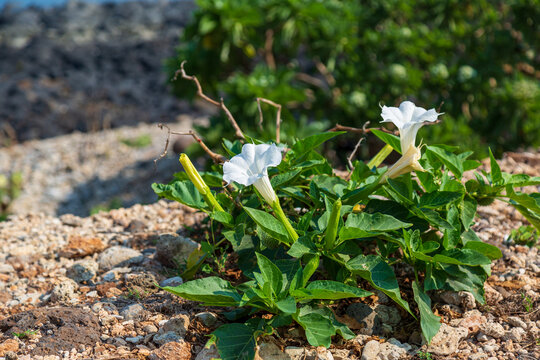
[174,61,245,140]
[264,29,276,70]
[154,123,225,169]
[346,121,370,171]
[256,97,283,143]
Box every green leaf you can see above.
[339,213,412,240]
[418,191,462,208]
[211,211,234,226]
[464,241,502,260]
[489,148,503,185]
[255,253,284,298]
[347,255,413,316]
[163,277,241,306]
[414,208,454,231]
[432,249,491,266]
[295,313,335,348]
[288,236,318,258]
[152,181,207,210]
[276,296,297,314]
[426,146,463,178]
[290,132,345,162]
[371,129,402,154]
[412,280,441,344]
[243,207,290,245]
[212,323,256,360]
[292,280,372,300]
[460,196,477,230]
[271,169,302,188]
[302,254,320,287]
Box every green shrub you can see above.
[0,173,22,221]
[169,0,539,157]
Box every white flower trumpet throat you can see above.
[380,101,442,179]
[222,143,299,242]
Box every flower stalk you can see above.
[324,198,342,250]
[271,199,299,243]
[179,153,224,212]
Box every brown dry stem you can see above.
[174,61,245,140]
[256,98,283,143]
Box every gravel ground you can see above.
[0,150,539,360]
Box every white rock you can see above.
[256,342,290,360]
[195,345,220,360]
[361,340,380,360]
[507,316,527,329]
[427,324,468,355]
[503,327,525,342]
[98,246,144,271]
[480,322,505,339]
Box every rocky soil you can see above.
[0,0,197,144]
[0,150,539,360]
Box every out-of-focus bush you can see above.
[0,173,22,221]
[169,0,539,156]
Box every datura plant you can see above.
[152,99,540,360]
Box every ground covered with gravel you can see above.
[0,150,539,360]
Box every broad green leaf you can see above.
[211,211,234,226]
[412,280,441,344]
[371,129,402,154]
[163,277,241,306]
[420,241,440,254]
[418,191,462,208]
[510,203,540,231]
[292,280,372,300]
[288,236,318,258]
[276,296,297,314]
[339,213,412,241]
[341,174,383,205]
[432,249,491,266]
[426,146,463,178]
[443,204,461,249]
[464,241,502,260]
[442,264,487,303]
[347,255,413,316]
[290,132,345,162]
[212,323,256,360]
[295,313,335,348]
[271,169,302,188]
[243,207,290,245]
[152,181,207,210]
[302,254,320,287]
[255,253,284,298]
[460,196,477,230]
[386,177,414,205]
[489,148,503,185]
[414,208,454,231]
[506,187,540,213]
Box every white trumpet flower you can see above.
[380,101,442,179]
[222,143,282,205]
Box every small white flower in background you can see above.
[222,143,282,205]
[380,101,442,178]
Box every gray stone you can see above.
[374,305,401,326]
[50,277,78,302]
[439,290,476,310]
[0,263,14,273]
[160,276,183,287]
[507,316,527,329]
[161,314,190,337]
[66,259,98,283]
[427,324,468,356]
[125,335,143,344]
[98,246,144,271]
[195,312,218,327]
[377,338,412,360]
[257,341,290,360]
[346,303,381,335]
[152,331,181,345]
[361,340,380,360]
[195,345,220,360]
[503,327,525,342]
[155,233,200,267]
[480,322,505,339]
[283,347,307,360]
[120,303,145,320]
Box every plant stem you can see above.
[271,199,299,243]
[367,144,394,169]
[324,199,342,250]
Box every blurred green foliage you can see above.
[169,0,539,157]
[0,172,22,221]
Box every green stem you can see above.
[367,144,394,169]
[271,199,299,243]
[324,199,342,251]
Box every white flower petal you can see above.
[222,143,283,187]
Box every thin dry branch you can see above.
[256,97,283,143]
[329,123,398,136]
[347,137,364,170]
[264,29,276,70]
[155,123,226,168]
[314,59,340,99]
[174,61,245,140]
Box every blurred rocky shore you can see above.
[0,0,197,144]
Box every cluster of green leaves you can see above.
[0,172,22,221]
[169,0,539,157]
[508,225,539,248]
[153,131,540,360]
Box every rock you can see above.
[143,324,159,333]
[476,332,489,342]
[354,334,371,346]
[120,303,145,321]
[346,303,381,335]
[0,263,14,273]
[98,246,144,271]
[155,234,200,267]
[361,340,380,360]
[374,305,401,326]
[427,324,468,356]
[161,314,190,337]
[507,316,527,329]
[160,276,184,287]
[153,332,182,346]
[439,290,476,310]
[484,284,503,303]
[316,347,334,360]
[4,351,17,360]
[457,310,486,334]
[332,349,352,360]
[125,335,143,344]
[256,341,289,360]
[480,322,505,339]
[503,328,525,342]
[377,338,412,360]
[195,345,220,360]
[66,259,98,283]
[149,340,191,360]
[0,339,19,357]
[50,277,78,303]
[284,347,308,360]
[59,236,105,258]
[194,312,218,328]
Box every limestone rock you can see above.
[155,233,200,267]
[427,324,468,356]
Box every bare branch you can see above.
[155,123,226,169]
[264,29,276,70]
[314,59,341,99]
[329,123,398,136]
[256,98,283,143]
[174,61,245,140]
[347,137,364,170]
